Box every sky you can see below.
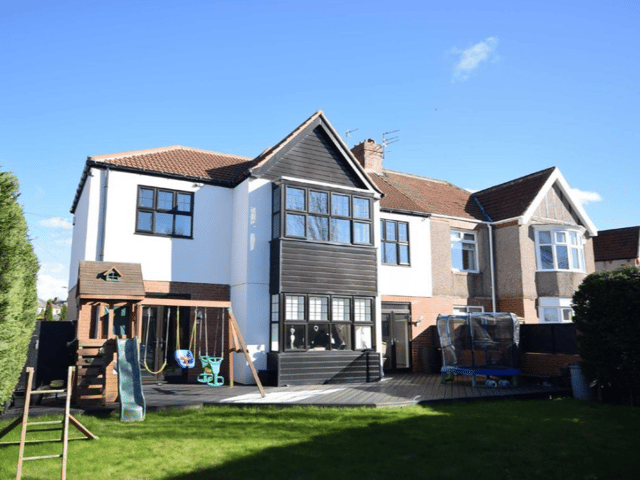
[1,0,638,301]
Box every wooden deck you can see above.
[2,373,570,420]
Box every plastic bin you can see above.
[569,364,595,401]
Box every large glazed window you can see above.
[275,294,375,352]
[136,186,193,238]
[278,185,372,245]
[535,228,585,271]
[381,219,410,265]
[451,230,478,272]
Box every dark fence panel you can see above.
[520,323,577,354]
[35,321,77,387]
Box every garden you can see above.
[1,399,639,479]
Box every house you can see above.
[593,226,640,271]
[68,110,598,401]
[37,297,67,320]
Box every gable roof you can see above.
[370,170,487,221]
[77,261,145,298]
[593,226,640,262]
[472,167,555,222]
[250,110,382,195]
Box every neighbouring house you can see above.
[37,297,67,320]
[68,110,598,402]
[593,226,640,271]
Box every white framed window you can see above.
[535,228,585,272]
[309,296,328,321]
[451,230,478,272]
[453,305,484,315]
[538,297,573,323]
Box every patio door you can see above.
[382,303,411,371]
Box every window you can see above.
[451,230,478,272]
[541,307,573,323]
[270,295,280,351]
[105,270,120,282]
[535,228,585,271]
[453,305,484,315]
[278,186,372,245]
[381,220,410,265]
[277,294,374,352]
[136,186,193,237]
[539,297,574,323]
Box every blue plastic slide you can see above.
[116,338,146,421]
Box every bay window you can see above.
[275,294,375,352]
[538,297,574,323]
[276,185,372,245]
[535,228,585,271]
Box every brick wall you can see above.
[498,297,537,322]
[143,280,230,301]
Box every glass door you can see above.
[382,303,411,371]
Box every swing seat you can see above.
[197,355,213,383]
[174,349,195,369]
[207,356,224,387]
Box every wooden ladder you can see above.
[0,366,98,480]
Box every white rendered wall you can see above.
[378,213,432,298]
[100,170,234,284]
[68,168,102,289]
[230,178,272,384]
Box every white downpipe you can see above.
[488,222,497,313]
[97,168,109,261]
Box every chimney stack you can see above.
[351,139,383,173]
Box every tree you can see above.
[59,303,68,321]
[572,266,640,404]
[44,299,54,321]
[0,169,39,409]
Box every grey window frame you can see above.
[135,185,194,238]
[277,184,373,246]
[274,293,376,352]
[381,219,410,265]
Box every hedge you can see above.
[0,169,39,408]
[572,266,640,403]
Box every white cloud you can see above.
[56,238,73,245]
[39,217,73,229]
[38,263,68,300]
[452,36,499,81]
[38,274,68,301]
[569,187,603,207]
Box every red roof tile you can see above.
[370,171,487,220]
[593,227,640,262]
[472,167,556,221]
[90,145,255,185]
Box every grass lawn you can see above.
[1,398,638,479]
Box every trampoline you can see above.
[437,312,520,387]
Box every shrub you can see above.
[0,170,39,408]
[572,266,640,403]
[43,299,54,321]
